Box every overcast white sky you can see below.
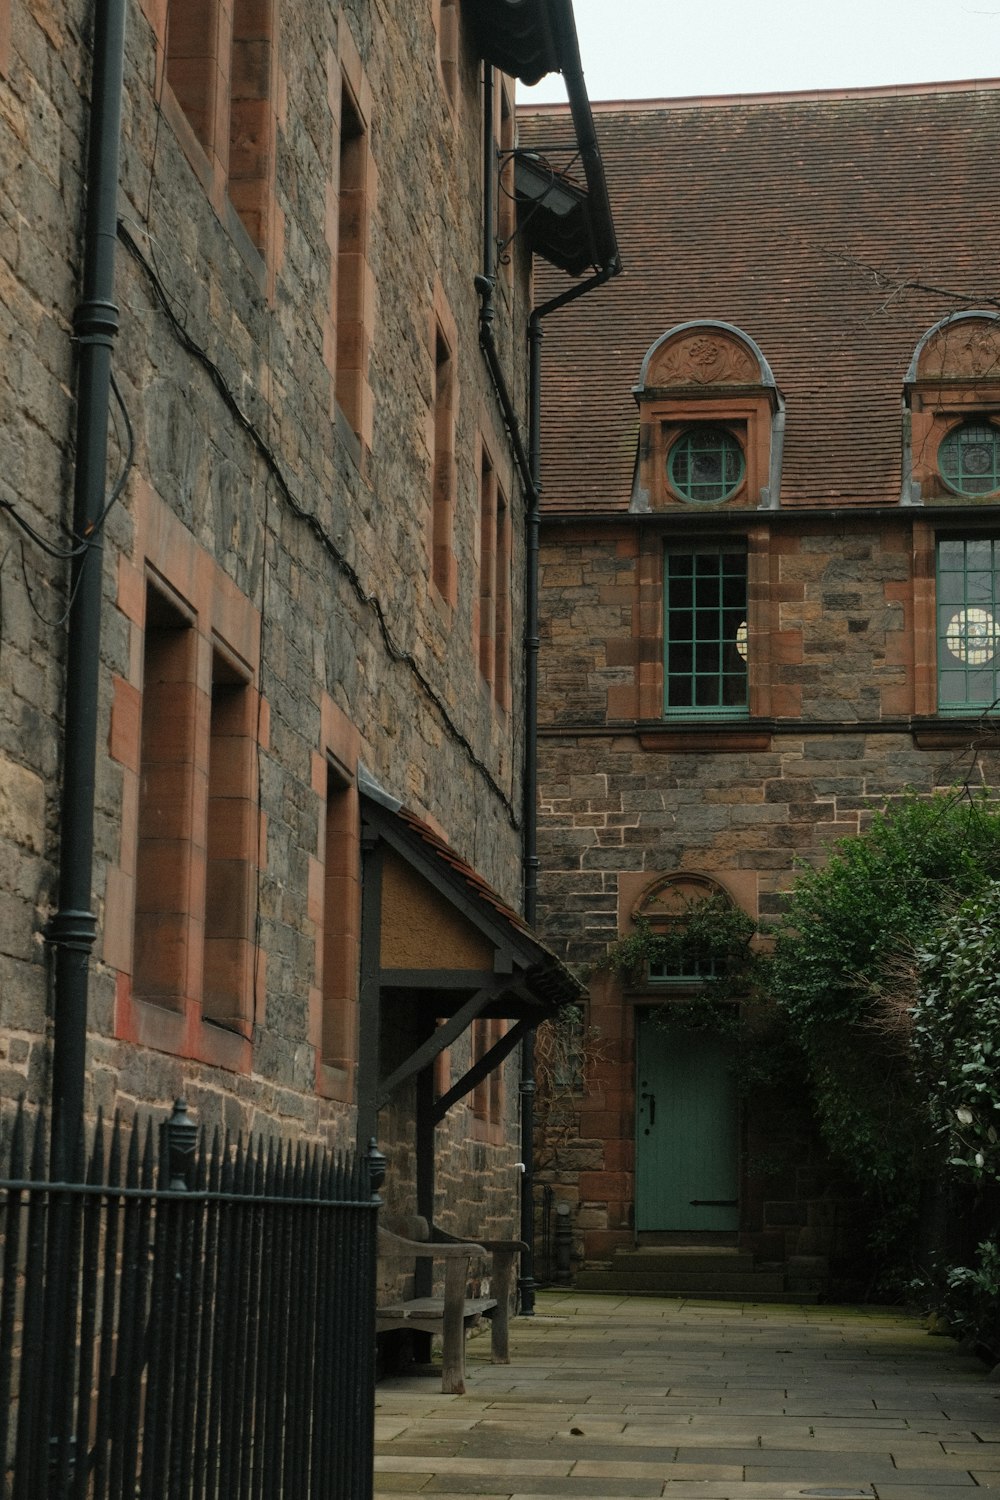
[520,0,1000,104]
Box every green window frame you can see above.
[938,421,1000,497]
[664,545,748,718]
[937,537,1000,713]
[667,426,745,504]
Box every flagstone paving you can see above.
[374,1290,1000,1499]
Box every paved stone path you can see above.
[374,1290,1000,1499]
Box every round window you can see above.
[938,421,1000,496]
[668,427,745,504]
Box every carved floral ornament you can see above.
[916,318,1000,382]
[646,333,760,389]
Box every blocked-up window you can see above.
[164,0,275,254]
[937,537,1000,713]
[664,545,748,718]
[435,0,458,105]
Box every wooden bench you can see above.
[377,1218,525,1394]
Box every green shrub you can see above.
[913,882,1000,1182]
[769,793,1000,1278]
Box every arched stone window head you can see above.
[903,312,1000,505]
[631,322,784,513]
[630,872,746,987]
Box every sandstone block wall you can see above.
[535,516,1000,1270]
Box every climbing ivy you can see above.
[599,894,757,1000]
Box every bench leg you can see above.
[441,1257,468,1394]
[490,1251,515,1365]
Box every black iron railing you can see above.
[0,1099,379,1499]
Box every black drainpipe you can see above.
[476,249,617,1323]
[47,0,127,1165]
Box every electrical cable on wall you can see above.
[116,221,520,828]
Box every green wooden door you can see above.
[635,1013,739,1232]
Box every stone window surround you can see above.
[662,542,749,720]
[139,0,286,291]
[107,478,265,1075]
[633,523,776,726]
[471,1016,507,1144]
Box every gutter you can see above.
[47,0,127,1163]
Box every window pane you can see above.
[665,545,748,718]
[936,537,1000,710]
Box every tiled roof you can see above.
[519,81,1000,512]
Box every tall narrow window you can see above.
[203,647,255,1030]
[1,0,13,76]
[431,325,456,601]
[493,484,511,708]
[664,546,748,717]
[164,0,275,255]
[227,0,274,251]
[336,82,369,437]
[134,584,198,1009]
[436,0,458,105]
[472,1018,506,1132]
[322,764,356,1072]
[937,537,1000,712]
[165,0,218,153]
[478,449,497,680]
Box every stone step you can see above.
[575,1268,789,1296]
[611,1249,757,1275]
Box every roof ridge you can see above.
[519,75,1000,113]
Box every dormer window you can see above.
[667,426,746,504]
[903,312,1000,504]
[631,321,782,513]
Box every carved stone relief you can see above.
[917,320,1000,381]
[647,333,759,388]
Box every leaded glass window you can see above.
[937,537,1000,712]
[664,546,748,717]
[667,427,745,504]
[938,421,1000,497]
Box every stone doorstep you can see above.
[572,1244,826,1301]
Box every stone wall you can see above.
[535,515,1000,1273]
[1,0,532,1231]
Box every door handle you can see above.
[640,1091,655,1125]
